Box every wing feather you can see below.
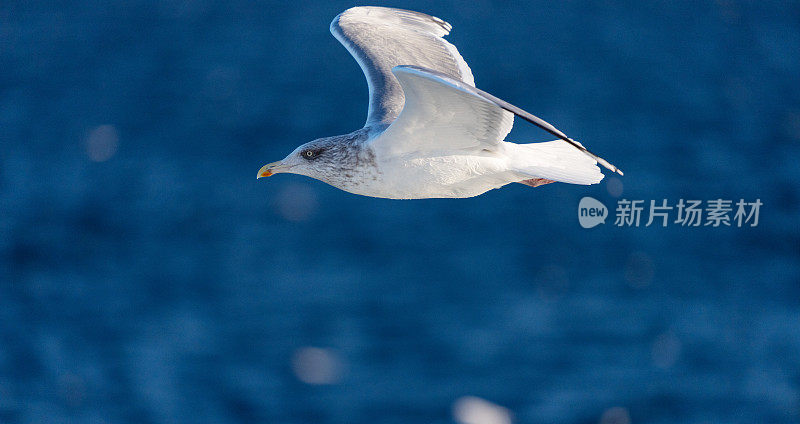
[330,6,474,127]
[370,66,513,157]
[374,66,623,175]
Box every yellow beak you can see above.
[257,161,283,179]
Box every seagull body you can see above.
[259,7,621,199]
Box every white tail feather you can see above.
[508,140,604,185]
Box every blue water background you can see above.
[2,1,799,423]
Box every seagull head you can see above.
[257,136,349,182]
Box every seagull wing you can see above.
[331,6,474,127]
[371,66,624,175]
[371,66,514,157]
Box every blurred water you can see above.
[1,1,799,423]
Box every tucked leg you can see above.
[517,178,556,188]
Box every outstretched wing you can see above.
[372,66,624,176]
[371,66,514,157]
[331,6,474,127]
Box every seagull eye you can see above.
[301,149,321,160]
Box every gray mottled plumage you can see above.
[285,128,380,193]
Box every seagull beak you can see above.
[257,161,284,179]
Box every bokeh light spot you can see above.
[652,331,682,369]
[85,124,119,162]
[453,396,512,424]
[599,406,631,424]
[606,176,624,198]
[291,347,342,385]
[275,183,318,222]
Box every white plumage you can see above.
[257,6,621,199]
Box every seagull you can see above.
[258,6,622,199]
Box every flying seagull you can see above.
[258,6,622,199]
